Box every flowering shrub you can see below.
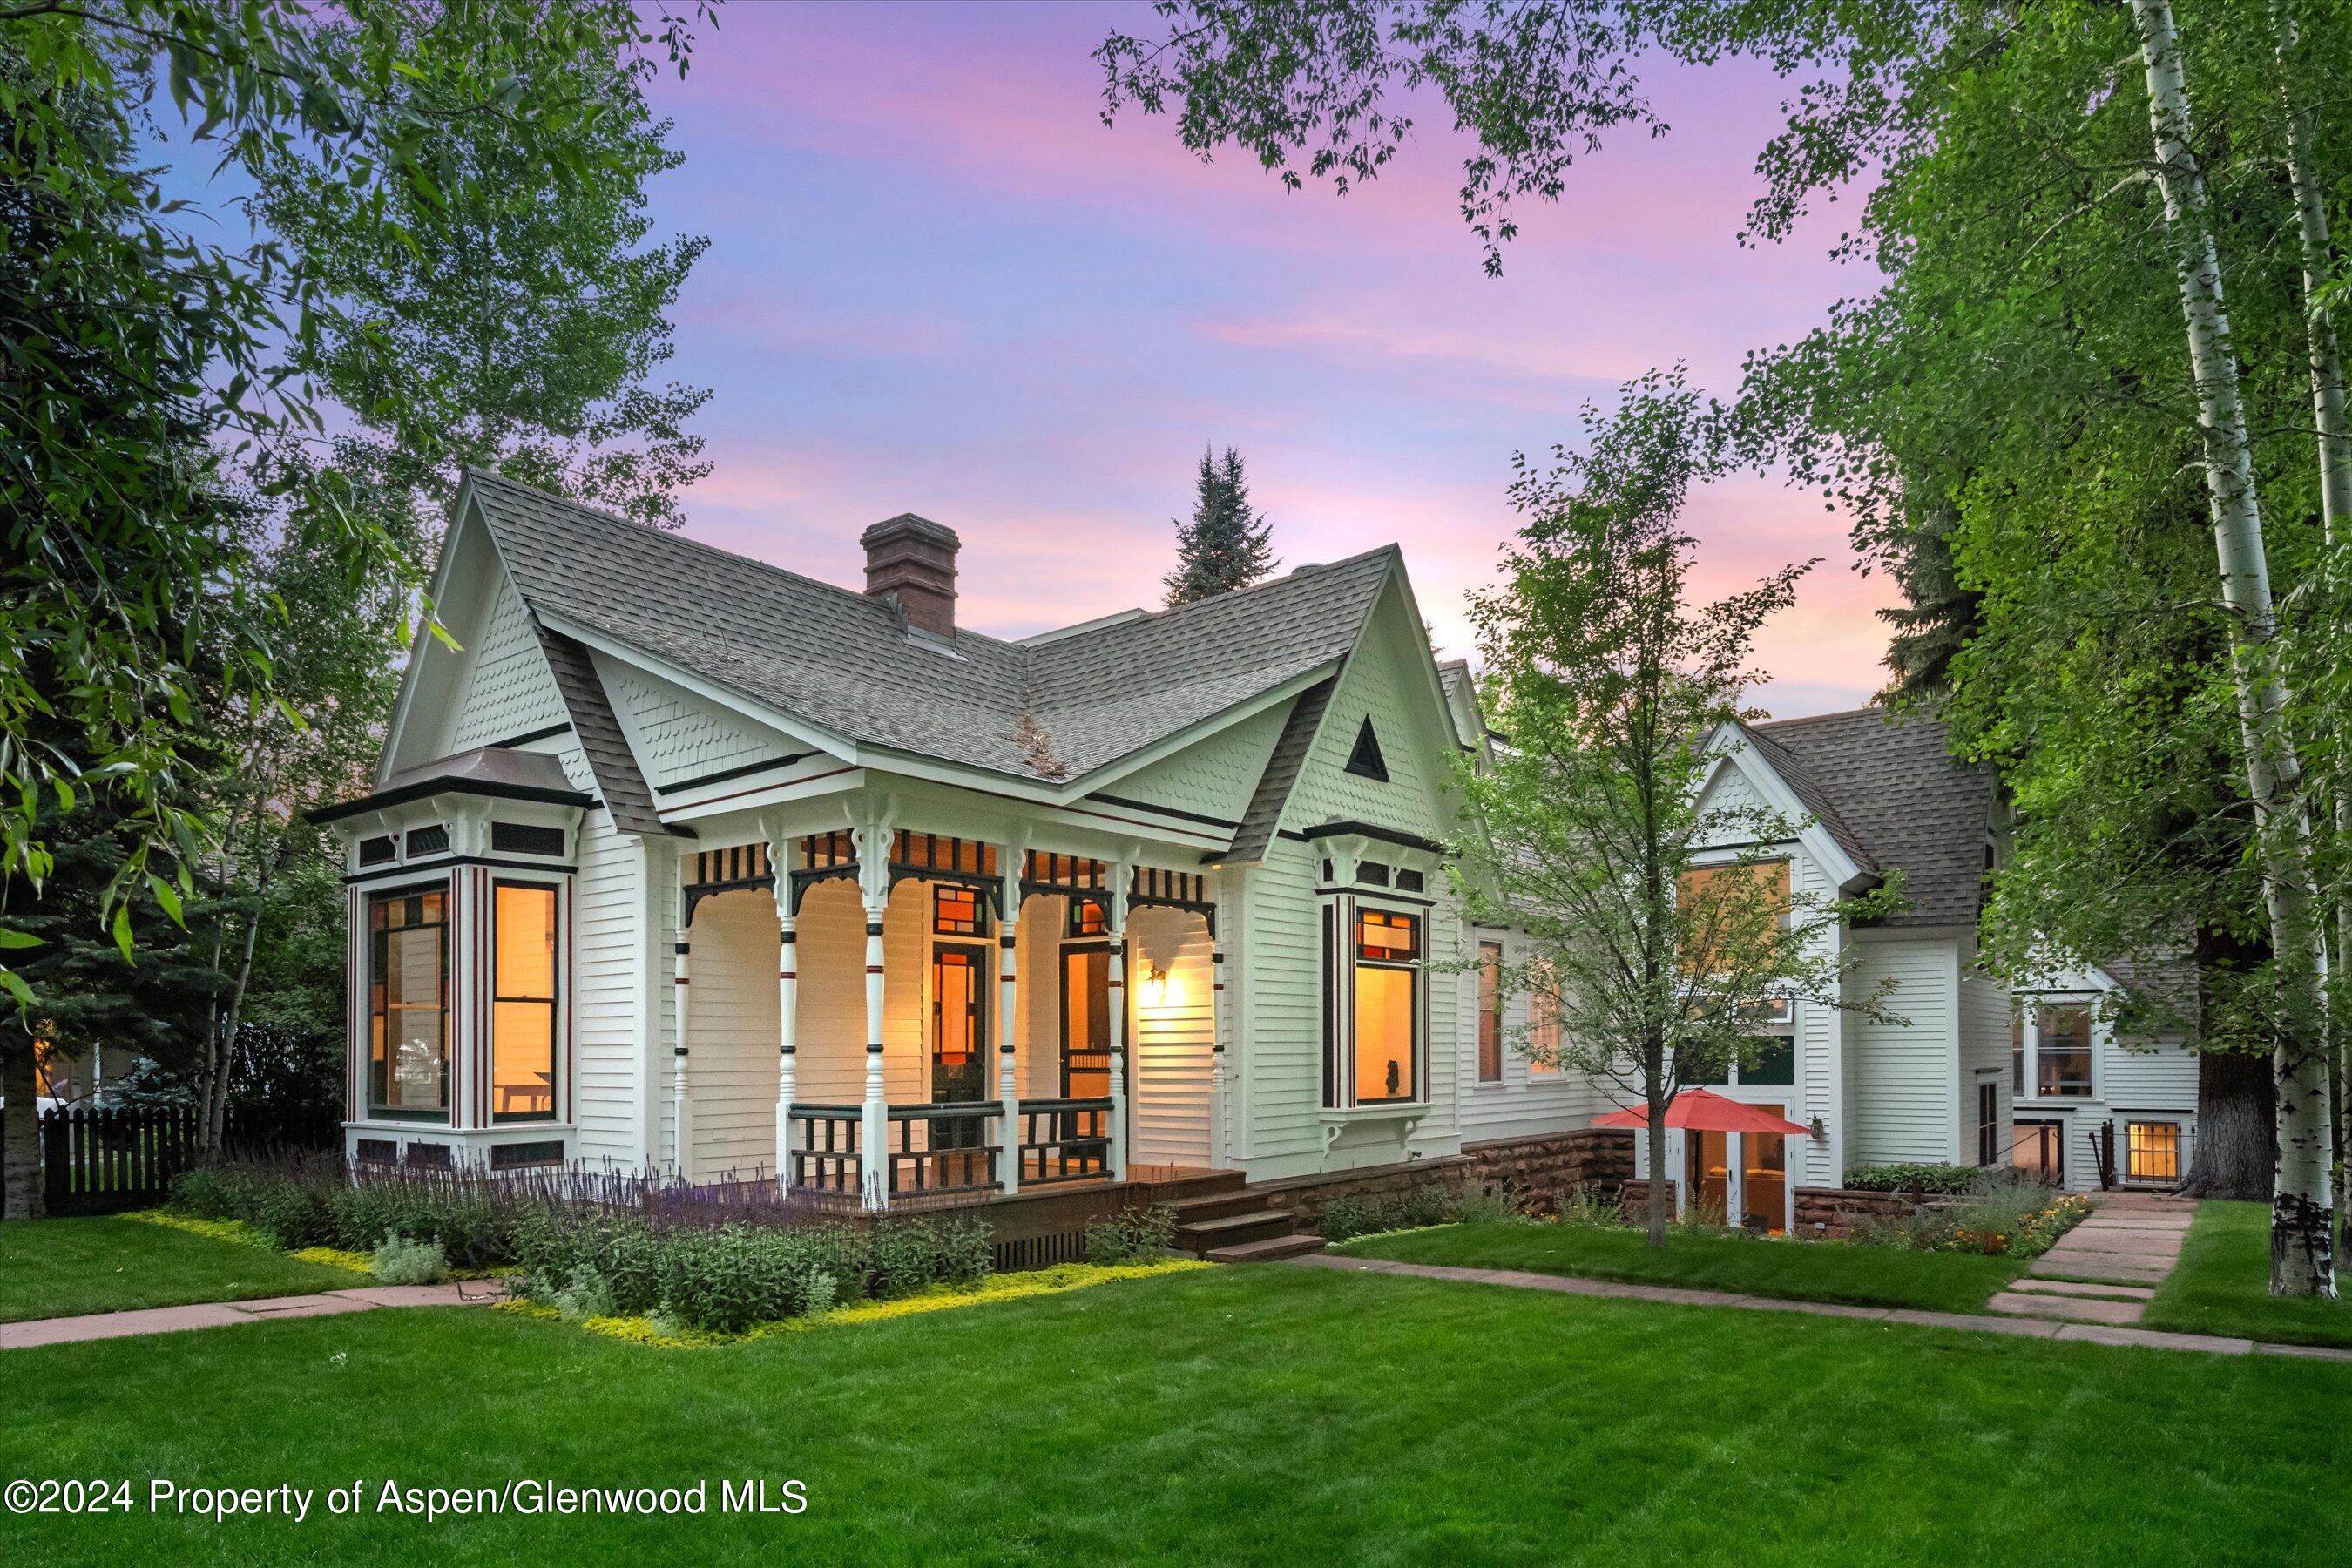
[1842,1163,1984,1195]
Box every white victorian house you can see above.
[316,470,2196,1242]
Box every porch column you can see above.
[1106,878,1129,1182]
[997,836,1026,1194]
[772,835,798,1194]
[672,897,693,1181]
[1210,929,1228,1172]
[860,894,889,1210]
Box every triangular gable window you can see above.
[1344,717,1389,782]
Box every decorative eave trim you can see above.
[308,777,593,826]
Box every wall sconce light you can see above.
[1139,965,1170,1010]
[1808,1113,1827,1139]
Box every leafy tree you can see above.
[1450,375,1898,1246]
[1099,0,2346,1297]
[252,0,713,535]
[0,0,711,1215]
[1165,446,1280,605]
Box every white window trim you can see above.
[2015,993,2103,1104]
[1321,889,1431,1112]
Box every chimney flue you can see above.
[861,513,960,638]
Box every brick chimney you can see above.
[860,513,960,637]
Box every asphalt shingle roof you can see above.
[1747,707,1996,929]
[1223,676,1336,864]
[536,628,675,837]
[464,470,1393,787]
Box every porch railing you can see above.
[886,1101,1001,1197]
[787,1104,863,1194]
[1019,1098,1113,1186]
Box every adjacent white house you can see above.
[315,470,2195,1234]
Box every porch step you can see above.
[1167,1189,1274,1225]
[1173,1207,1298,1255]
[1205,1233,1328,1264]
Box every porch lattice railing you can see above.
[1018,1098,1112,1186]
[787,1104,863,1193]
[885,1101,1001,1197]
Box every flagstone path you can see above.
[1982,1190,2193,1327]
[0,1281,499,1351]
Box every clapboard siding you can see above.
[686,889,781,1177]
[1847,936,1958,1164]
[1455,925,1605,1142]
[1957,972,2012,1162]
[1129,904,1214,1166]
[568,755,644,1166]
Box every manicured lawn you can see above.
[2145,1200,2352,1348]
[4,1265,2343,1563]
[1339,1220,2024,1312]
[0,1217,359,1324]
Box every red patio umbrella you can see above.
[1592,1088,1811,1136]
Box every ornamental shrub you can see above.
[1085,1205,1177,1265]
[1841,1163,1983,1195]
[372,1233,450,1285]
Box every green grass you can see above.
[0,1216,360,1323]
[2145,1200,2352,1348]
[2,1265,2343,1563]
[1339,1220,2025,1312]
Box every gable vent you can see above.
[1344,718,1389,782]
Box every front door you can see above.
[929,944,989,1173]
[1059,944,1110,1097]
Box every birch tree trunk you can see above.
[2270,0,2352,1233]
[2133,0,2335,1296]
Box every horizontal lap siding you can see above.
[793,881,868,1105]
[1130,906,1213,1166]
[1957,974,2012,1164]
[1848,937,1958,1165]
[1240,841,1324,1170]
[570,766,643,1166]
[686,889,781,1178]
[1455,929,1603,1142]
[2102,1027,2199,1109]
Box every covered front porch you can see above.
[671,810,1228,1210]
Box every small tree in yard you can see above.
[1165,446,1278,605]
[1450,376,1902,1247]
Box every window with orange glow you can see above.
[491,882,558,1123]
[1350,909,1421,1105]
[369,887,449,1122]
[1476,941,1503,1082]
[1677,859,1791,973]
[1528,963,1560,1075]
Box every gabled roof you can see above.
[1746,707,1996,929]
[462,470,1395,787]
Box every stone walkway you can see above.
[1982,1190,2193,1328]
[0,1281,500,1351]
[1289,1237,2352,1362]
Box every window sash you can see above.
[1323,898,1426,1109]
[491,881,559,1124]
[368,885,450,1123]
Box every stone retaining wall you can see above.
[1791,1186,1938,1237]
[1251,1129,1639,1228]
[1460,1129,1634,1215]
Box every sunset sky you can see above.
[486,4,1912,713]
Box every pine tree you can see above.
[1165,447,1278,605]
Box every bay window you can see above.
[1323,902,1426,1108]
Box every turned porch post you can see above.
[672,874,694,1181]
[771,833,798,1194]
[1210,902,1228,1173]
[997,835,1026,1194]
[1106,871,1130,1182]
[855,814,893,1210]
